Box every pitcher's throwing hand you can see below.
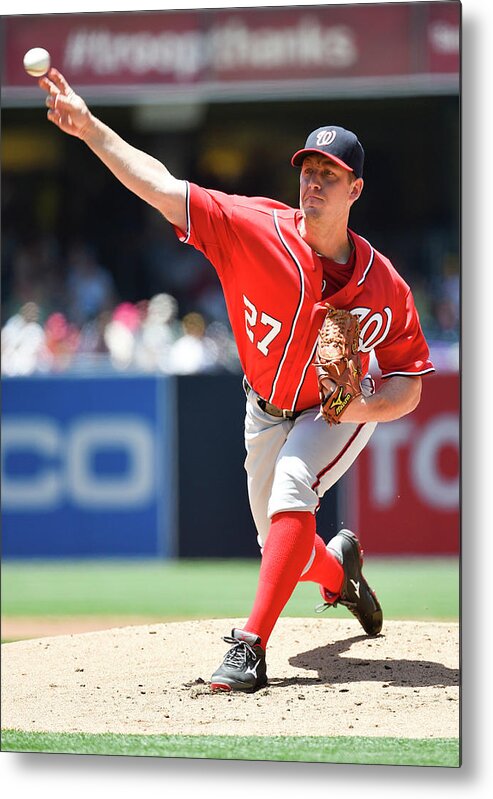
[39,69,92,139]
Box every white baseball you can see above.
[23,47,51,78]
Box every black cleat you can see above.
[210,628,268,693]
[318,529,383,636]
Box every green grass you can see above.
[1,557,459,621]
[0,730,460,766]
[1,559,460,767]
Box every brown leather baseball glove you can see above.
[314,305,362,425]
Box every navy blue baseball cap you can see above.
[291,125,364,178]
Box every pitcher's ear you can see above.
[350,177,364,202]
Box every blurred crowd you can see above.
[1,236,240,377]
[1,233,459,378]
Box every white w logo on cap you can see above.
[316,130,336,146]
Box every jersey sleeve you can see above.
[172,182,237,275]
[376,287,435,378]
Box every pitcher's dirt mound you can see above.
[1,617,459,739]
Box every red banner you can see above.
[351,373,459,555]
[427,1,462,74]
[2,3,460,101]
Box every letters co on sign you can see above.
[1,375,176,558]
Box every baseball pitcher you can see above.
[39,69,434,693]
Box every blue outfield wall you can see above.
[2,375,178,558]
[1,373,338,559]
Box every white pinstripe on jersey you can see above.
[269,209,306,409]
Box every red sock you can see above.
[244,511,315,647]
[298,533,344,593]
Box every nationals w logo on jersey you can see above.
[316,130,337,146]
[351,306,393,352]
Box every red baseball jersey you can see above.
[174,182,434,411]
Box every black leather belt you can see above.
[243,378,302,420]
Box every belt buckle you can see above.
[282,408,291,419]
